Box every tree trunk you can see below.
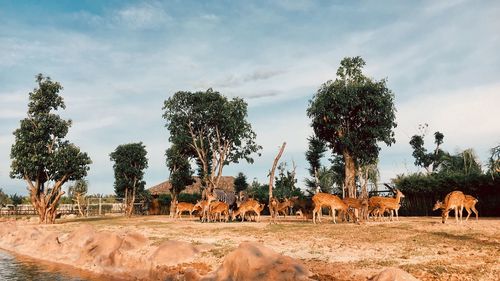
[27,180,64,224]
[269,142,286,200]
[342,148,357,198]
[170,192,178,218]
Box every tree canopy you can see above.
[10,74,91,223]
[110,142,148,217]
[163,89,261,194]
[409,124,445,173]
[307,57,396,198]
[234,172,248,194]
[165,143,194,203]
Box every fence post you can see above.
[98,197,102,216]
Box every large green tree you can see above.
[307,57,396,198]
[10,74,91,223]
[163,89,261,195]
[110,142,148,217]
[165,143,194,214]
[488,144,500,177]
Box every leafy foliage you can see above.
[110,142,148,217]
[409,124,445,173]
[307,57,396,197]
[233,172,248,193]
[68,179,88,199]
[488,144,500,177]
[165,143,194,199]
[0,188,11,206]
[10,74,91,223]
[163,89,261,191]
[274,162,302,199]
[304,136,327,193]
[393,172,499,216]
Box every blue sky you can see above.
[1,0,499,195]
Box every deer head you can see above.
[433,200,443,211]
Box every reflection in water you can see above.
[0,250,103,281]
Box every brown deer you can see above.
[276,198,294,219]
[343,197,366,222]
[175,202,196,219]
[433,194,478,221]
[232,199,265,222]
[194,194,217,222]
[369,189,405,221]
[440,191,466,224]
[209,201,230,222]
[312,193,351,224]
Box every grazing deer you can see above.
[434,194,478,221]
[290,196,314,219]
[312,193,351,224]
[269,197,279,224]
[232,199,265,222]
[209,201,230,222]
[440,191,466,224]
[175,201,196,219]
[369,189,405,221]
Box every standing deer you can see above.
[194,193,217,222]
[232,199,265,222]
[276,198,294,219]
[369,189,405,221]
[174,201,196,219]
[440,191,466,224]
[209,201,230,222]
[312,193,351,224]
[433,194,478,221]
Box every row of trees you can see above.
[20,56,494,222]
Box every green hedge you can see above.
[394,173,500,216]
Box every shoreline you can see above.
[1,216,498,280]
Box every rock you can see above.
[368,267,419,281]
[192,242,312,281]
[150,240,201,267]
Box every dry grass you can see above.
[49,215,500,280]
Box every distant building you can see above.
[148,176,235,196]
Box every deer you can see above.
[194,193,217,222]
[434,193,476,222]
[275,198,294,219]
[312,193,352,224]
[232,199,265,222]
[343,197,367,222]
[174,201,196,219]
[440,191,466,224]
[209,201,230,222]
[369,189,405,221]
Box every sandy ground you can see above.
[1,215,499,280]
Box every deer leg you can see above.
[332,208,337,224]
[454,207,459,223]
[465,207,471,221]
[472,206,478,221]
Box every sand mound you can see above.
[188,242,312,281]
[151,240,201,266]
[368,267,420,281]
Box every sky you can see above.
[1,0,499,196]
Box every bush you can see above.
[394,173,500,216]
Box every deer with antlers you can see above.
[433,194,478,221]
[439,191,466,224]
[312,193,352,224]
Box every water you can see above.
[0,250,104,281]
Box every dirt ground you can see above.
[31,215,495,281]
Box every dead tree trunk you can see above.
[268,142,286,221]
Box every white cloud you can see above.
[114,2,171,29]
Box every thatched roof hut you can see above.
[148,176,235,196]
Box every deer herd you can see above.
[171,189,479,225]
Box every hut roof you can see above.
[148,176,235,195]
